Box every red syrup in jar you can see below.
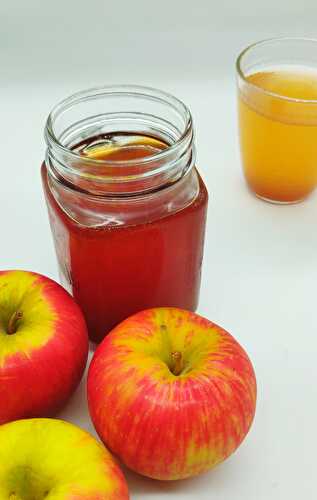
[42,133,208,342]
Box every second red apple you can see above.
[0,270,89,424]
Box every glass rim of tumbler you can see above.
[45,84,193,167]
[236,36,317,104]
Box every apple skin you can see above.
[87,307,257,480]
[0,418,129,499]
[0,270,89,424]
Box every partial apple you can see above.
[88,307,257,480]
[0,418,129,499]
[0,270,88,424]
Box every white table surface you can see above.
[1,2,317,498]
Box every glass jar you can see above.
[42,85,208,342]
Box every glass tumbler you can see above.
[237,37,317,204]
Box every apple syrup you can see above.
[42,133,208,342]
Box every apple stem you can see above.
[171,351,183,376]
[7,310,23,335]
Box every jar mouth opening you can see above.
[45,84,193,166]
[236,36,317,105]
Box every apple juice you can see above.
[42,128,208,342]
[239,68,317,202]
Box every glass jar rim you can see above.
[236,36,317,105]
[45,84,193,167]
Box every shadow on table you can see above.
[122,462,229,495]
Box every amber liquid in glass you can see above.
[239,69,317,202]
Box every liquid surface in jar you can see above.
[239,68,317,203]
[42,133,208,342]
[74,132,168,161]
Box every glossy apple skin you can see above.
[0,270,89,424]
[88,307,257,480]
[0,418,129,499]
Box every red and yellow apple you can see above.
[0,270,88,424]
[88,307,257,480]
[0,418,129,499]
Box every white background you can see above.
[1,1,317,498]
